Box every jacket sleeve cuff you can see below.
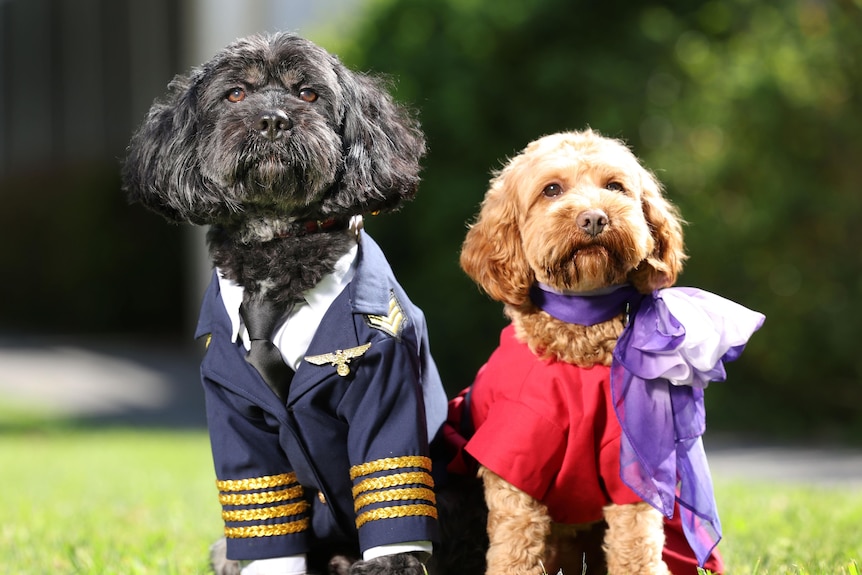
[240,555,307,575]
[362,541,432,561]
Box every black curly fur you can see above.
[427,475,489,575]
[122,32,425,305]
[206,225,355,306]
[121,32,459,575]
[348,553,427,575]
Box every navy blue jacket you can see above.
[195,233,447,561]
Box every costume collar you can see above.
[350,231,402,316]
[233,215,355,244]
[529,283,642,326]
[217,240,358,369]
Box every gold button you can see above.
[318,491,327,504]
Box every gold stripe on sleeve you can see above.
[216,472,298,492]
[218,485,304,506]
[221,501,310,522]
[352,471,434,498]
[354,487,436,513]
[355,504,438,529]
[349,456,431,480]
[224,518,310,539]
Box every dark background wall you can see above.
[0,0,185,336]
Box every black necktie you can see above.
[239,297,294,401]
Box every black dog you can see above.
[123,32,451,575]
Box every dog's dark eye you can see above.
[606,181,626,193]
[227,87,246,103]
[542,183,564,198]
[299,88,318,103]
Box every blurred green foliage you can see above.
[323,0,862,439]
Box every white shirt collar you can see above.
[217,240,359,370]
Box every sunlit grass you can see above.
[1,427,220,574]
[714,480,861,574]
[1,425,860,573]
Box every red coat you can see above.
[451,325,725,575]
[464,324,640,523]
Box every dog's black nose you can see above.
[577,209,608,237]
[256,110,292,140]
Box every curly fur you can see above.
[480,467,551,575]
[348,553,427,575]
[210,539,241,575]
[426,475,489,575]
[459,130,687,575]
[123,32,425,306]
[511,308,624,367]
[603,503,670,575]
[123,32,428,575]
[461,130,684,301]
[461,129,685,365]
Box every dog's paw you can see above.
[347,553,426,575]
[210,538,242,575]
[328,554,354,575]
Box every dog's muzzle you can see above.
[577,209,609,237]
[256,110,292,141]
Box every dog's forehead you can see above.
[210,35,340,88]
[528,140,640,176]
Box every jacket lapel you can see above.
[287,287,360,405]
[197,272,289,417]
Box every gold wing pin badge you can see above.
[304,342,372,377]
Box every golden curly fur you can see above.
[460,129,687,575]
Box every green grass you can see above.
[1,425,860,573]
[714,480,862,574]
[0,426,221,574]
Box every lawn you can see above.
[1,425,220,574]
[1,423,860,574]
[715,481,862,575]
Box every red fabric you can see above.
[663,505,725,574]
[464,325,640,524]
[457,325,723,573]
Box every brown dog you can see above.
[453,129,738,575]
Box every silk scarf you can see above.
[530,282,765,566]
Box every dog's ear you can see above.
[326,67,426,215]
[122,72,221,225]
[460,167,535,307]
[628,169,687,292]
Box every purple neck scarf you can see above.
[530,283,765,567]
[529,283,638,326]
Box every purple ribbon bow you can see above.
[530,283,765,566]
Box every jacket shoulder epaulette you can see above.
[364,291,407,339]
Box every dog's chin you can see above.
[541,246,632,293]
[255,157,294,185]
[249,161,309,196]
[233,159,335,209]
